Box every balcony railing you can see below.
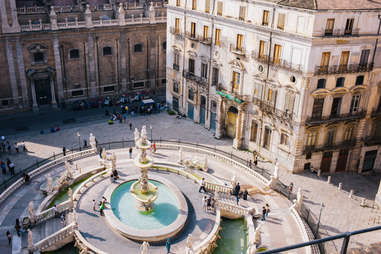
[229,44,246,56]
[251,51,303,73]
[321,28,360,37]
[306,110,366,125]
[252,97,294,123]
[304,139,357,154]
[362,135,381,146]
[314,63,373,75]
[182,70,208,88]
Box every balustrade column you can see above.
[49,78,58,107]
[215,97,224,139]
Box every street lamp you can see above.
[150,125,153,141]
[77,132,81,151]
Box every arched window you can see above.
[103,46,112,56]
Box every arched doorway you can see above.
[226,106,238,138]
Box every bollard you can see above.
[338,183,342,191]
[327,176,331,184]
[317,169,321,177]
[361,198,366,207]
[349,190,354,199]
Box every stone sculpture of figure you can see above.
[27,229,34,251]
[134,128,140,145]
[231,175,237,189]
[89,133,96,149]
[50,6,57,16]
[273,159,279,179]
[296,187,303,207]
[185,234,193,253]
[178,147,183,163]
[118,2,125,15]
[111,153,117,170]
[141,125,147,145]
[203,157,208,172]
[65,161,71,173]
[140,241,149,254]
[140,149,147,163]
[101,149,107,160]
[254,223,262,244]
[28,201,34,219]
[47,176,53,193]
[68,188,73,204]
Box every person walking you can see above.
[92,199,97,211]
[129,123,132,130]
[265,203,270,217]
[6,231,11,246]
[254,158,258,167]
[14,143,19,153]
[129,147,133,159]
[249,160,252,168]
[100,200,105,216]
[15,219,21,236]
[62,146,66,156]
[1,160,6,175]
[202,195,207,212]
[234,182,241,205]
[166,237,171,254]
[261,206,266,221]
[243,189,248,200]
[199,178,206,193]
[83,140,87,148]
[152,143,156,153]
[8,161,15,176]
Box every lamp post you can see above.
[150,125,153,141]
[77,132,81,151]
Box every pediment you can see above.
[27,43,48,52]
[228,59,245,71]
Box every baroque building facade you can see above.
[166,0,381,173]
[0,0,167,112]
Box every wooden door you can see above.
[321,151,333,172]
[336,149,348,172]
[226,111,237,138]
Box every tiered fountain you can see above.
[130,126,158,212]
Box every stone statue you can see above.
[134,128,140,145]
[141,125,147,145]
[89,133,96,149]
[27,229,34,250]
[231,175,237,189]
[296,187,303,208]
[101,149,107,160]
[140,241,149,254]
[111,152,117,170]
[186,234,193,249]
[254,224,262,244]
[49,6,57,16]
[203,157,208,172]
[28,201,34,219]
[273,159,279,179]
[47,176,53,194]
[65,161,73,178]
[178,147,183,164]
[68,188,73,204]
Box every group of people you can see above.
[1,158,16,176]
[1,139,27,155]
[93,196,107,216]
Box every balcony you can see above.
[216,83,250,104]
[173,63,179,71]
[314,63,373,75]
[251,51,303,73]
[306,110,366,125]
[321,28,360,37]
[229,44,246,56]
[182,70,208,88]
[252,97,294,123]
[303,139,357,154]
[169,27,184,39]
[363,135,381,146]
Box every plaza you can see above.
[0,111,380,254]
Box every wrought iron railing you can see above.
[306,111,365,125]
[303,139,357,154]
[314,63,373,75]
[182,70,208,88]
[251,51,303,73]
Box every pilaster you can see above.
[233,105,244,149]
[15,38,28,107]
[215,97,224,139]
[0,0,20,33]
[53,36,64,102]
[5,39,20,107]
[87,34,97,97]
[120,32,127,92]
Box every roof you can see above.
[275,0,381,10]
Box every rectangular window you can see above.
[280,133,289,146]
[176,0,180,7]
[344,18,354,35]
[191,22,196,38]
[262,10,269,25]
[312,98,324,119]
[360,49,370,67]
[259,40,265,59]
[239,6,246,21]
[344,127,354,141]
[339,51,350,71]
[320,52,331,71]
[205,0,210,13]
[133,82,145,88]
[71,90,84,97]
[355,75,364,86]
[277,13,285,30]
[232,71,240,89]
[188,58,195,73]
[203,26,209,40]
[217,1,223,16]
[273,44,282,64]
[336,77,345,87]
[34,52,44,63]
[174,52,179,65]
[192,0,197,10]
[263,127,272,149]
[317,79,326,89]
[306,131,317,146]
[69,49,80,59]
[175,18,180,34]
[236,34,243,50]
[331,97,342,116]
[326,129,335,145]
[215,29,221,46]
[350,95,361,113]
[173,81,179,93]
[212,67,219,86]
[250,121,258,142]
[267,88,273,102]
[325,19,334,35]
[201,63,208,79]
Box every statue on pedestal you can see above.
[140,241,150,254]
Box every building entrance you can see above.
[363,150,377,172]
[321,151,333,172]
[336,149,349,172]
[35,78,51,105]
[226,106,238,139]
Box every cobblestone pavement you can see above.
[0,111,380,252]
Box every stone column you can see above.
[15,38,28,106]
[53,37,64,102]
[119,32,127,92]
[233,105,244,149]
[30,80,38,111]
[194,100,200,123]
[50,78,58,107]
[0,0,20,33]
[215,97,224,139]
[5,39,20,107]
[87,34,97,97]
[376,180,381,207]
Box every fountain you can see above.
[130,126,158,212]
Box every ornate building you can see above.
[0,0,167,112]
[166,0,381,173]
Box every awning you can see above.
[142,99,155,104]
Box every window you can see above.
[306,131,318,146]
[192,0,197,10]
[176,0,180,7]
[325,19,334,35]
[104,86,115,92]
[33,52,44,63]
[203,26,209,40]
[317,79,326,89]
[331,97,342,116]
[188,58,195,73]
[320,52,331,71]
[232,71,240,89]
[217,1,223,16]
[336,77,345,87]
[201,63,208,79]
[212,67,219,86]
[280,133,289,146]
[69,49,80,59]
[273,44,282,64]
[263,127,272,149]
[173,81,179,93]
[188,88,194,100]
[134,44,143,52]
[236,34,243,50]
[191,22,196,38]
[326,129,336,145]
[133,82,145,88]
[215,29,221,46]
[277,13,285,30]
[205,0,210,13]
[103,46,112,56]
[259,40,265,59]
[344,126,354,141]
[250,121,258,142]
[355,75,364,86]
[262,10,269,25]
[162,42,166,50]
[350,94,361,113]
[71,90,84,97]
[211,100,217,112]
[173,51,180,70]
[339,51,349,71]
[175,18,180,34]
[312,98,324,119]
[344,18,354,35]
[360,49,370,67]
[239,6,246,21]
[284,92,295,114]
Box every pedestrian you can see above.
[129,123,132,130]
[123,114,127,123]
[60,213,66,226]
[199,178,206,193]
[23,173,30,184]
[92,199,96,211]
[202,195,207,212]
[166,237,171,254]
[62,146,66,156]
[7,142,11,154]
[261,206,266,221]
[8,161,15,176]
[1,160,6,175]
[21,141,27,152]
[265,203,270,217]
[234,182,241,205]
[243,189,248,200]
[254,158,258,167]
[99,147,103,159]
[249,160,252,168]
[288,182,294,195]
[83,140,87,148]
[6,230,11,246]
[99,201,105,216]
[129,147,133,159]
[53,205,59,217]
[153,143,156,153]
[15,219,21,236]
[14,142,19,153]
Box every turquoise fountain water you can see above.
[213,219,248,254]
[111,180,180,230]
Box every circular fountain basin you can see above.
[104,175,188,242]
